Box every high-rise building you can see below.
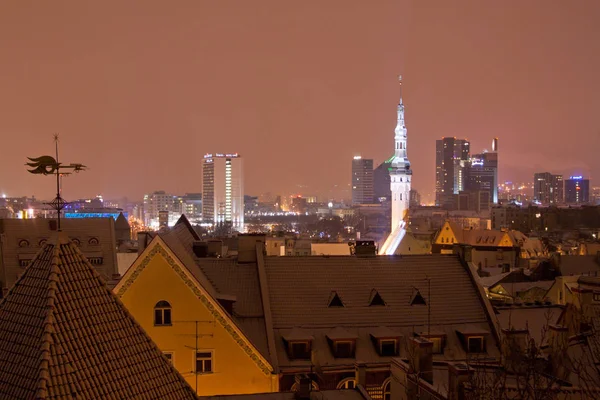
[435,137,470,207]
[351,156,374,205]
[380,76,412,255]
[466,149,498,206]
[533,172,563,205]
[202,153,244,231]
[564,176,590,204]
[409,189,421,208]
[592,187,600,205]
[143,190,177,227]
[373,158,392,202]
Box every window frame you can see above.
[379,338,398,357]
[382,378,391,400]
[288,340,312,360]
[467,336,485,353]
[154,300,172,326]
[195,350,214,374]
[332,340,355,358]
[336,377,356,389]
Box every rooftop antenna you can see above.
[398,74,403,105]
[26,134,86,231]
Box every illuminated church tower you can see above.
[380,76,412,255]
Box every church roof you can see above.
[0,233,197,399]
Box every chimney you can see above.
[410,337,433,384]
[238,234,266,263]
[447,362,473,400]
[192,241,208,258]
[294,374,312,400]
[207,240,223,257]
[354,361,367,387]
[355,240,376,257]
[548,325,569,380]
[137,232,150,254]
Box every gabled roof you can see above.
[115,212,130,230]
[0,233,197,399]
[559,255,600,276]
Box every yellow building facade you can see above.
[114,238,278,396]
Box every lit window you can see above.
[154,300,172,326]
[593,293,600,302]
[195,351,213,373]
[337,378,356,389]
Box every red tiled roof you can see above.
[0,233,197,399]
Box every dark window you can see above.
[333,341,354,358]
[594,293,600,302]
[410,290,427,306]
[379,339,397,356]
[195,351,212,373]
[289,341,311,359]
[154,300,172,326]
[328,291,344,307]
[369,290,386,306]
[468,337,484,353]
[163,352,173,363]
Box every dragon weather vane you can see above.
[26,134,86,230]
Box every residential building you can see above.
[203,153,244,231]
[143,190,177,227]
[533,172,563,204]
[0,218,119,292]
[181,192,203,223]
[565,176,590,204]
[116,217,501,398]
[435,137,470,208]
[0,233,197,399]
[352,157,374,205]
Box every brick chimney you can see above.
[501,328,529,373]
[448,362,473,400]
[294,374,312,400]
[409,337,433,384]
[354,361,367,387]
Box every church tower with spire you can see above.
[389,76,412,232]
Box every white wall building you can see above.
[202,153,244,232]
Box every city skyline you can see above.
[1,1,599,203]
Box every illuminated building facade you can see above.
[435,137,470,207]
[466,147,498,205]
[202,153,244,231]
[533,172,563,205]
[143,190,178,228]
[351,156,374,205]
[380,77,411,255]
[565,176,590,204]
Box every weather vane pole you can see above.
[26,134,86,231]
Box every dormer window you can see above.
[370,327,400,357]
[327,327,358,358]
[417,332,446,354]
[379,339,398,356]
[289,341,311,360]
[283,329,314,360]
[456,327,489,354]
[328,291,344,307]
[369,289,386,306]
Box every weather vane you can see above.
[26,134,86,230]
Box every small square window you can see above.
[593,293,600,302]
[467,337,484,353]
[379,339,397,356]
[289,341,311,360]
[163,351,174,364]
[195,351,213,373]
[333,341,354,358]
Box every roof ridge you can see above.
[35,243,61,399]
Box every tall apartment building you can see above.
[533,172,563,205]
[435,137,470,207]
[564,176,590,204]
[143,190,177,227]
[202,153,244,232]
[351,156,374,205]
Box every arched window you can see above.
[291,381,319,391]
[382,378,391,400]
[336,378,356,389]
[154,300,172,326]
